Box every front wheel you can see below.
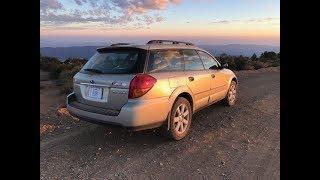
[223,80,237,106]
[166,97,192,140]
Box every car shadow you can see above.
[60,100,237,153]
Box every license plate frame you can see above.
[87,86,103,100]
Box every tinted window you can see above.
[148,50,183,72]
[197,51,219,69]
[81,49,145,74]
[183,50,204,71]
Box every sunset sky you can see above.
[40,0,280,47]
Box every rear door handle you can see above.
[211,74,215,78]
[188,76,194,81]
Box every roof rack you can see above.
[110,43,132,46]
[147,40,194,46]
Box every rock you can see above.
[160,162,163,166]
[66,127,70,130]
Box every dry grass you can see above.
[57,107,79,122]
[40,124,57,135]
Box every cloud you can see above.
[212,20,231,24]
[40,0,63,12]
[212,18,279,24]
[41,0,177,29]
[73,0,84,6]
[111,0,181,14]
[155,16,166,22]
[73,0,100,7]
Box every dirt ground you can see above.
[40,67,280,179]
[40,70,89,140]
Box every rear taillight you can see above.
[128,74,157,99]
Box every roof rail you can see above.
[110,43,132,46]
[147,40,194,46]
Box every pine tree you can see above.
[250,53,257,61]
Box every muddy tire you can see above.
[164,97,192,140]
[223,80,237,106]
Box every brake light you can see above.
[128,74,157,99]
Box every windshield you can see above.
[81,49,145,74]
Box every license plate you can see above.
[87,87,103,100]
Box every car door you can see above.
[182,49,211,110]
[197,50,228,103]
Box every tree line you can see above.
[217,51,280,70]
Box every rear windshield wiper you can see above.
[83,68,103,74]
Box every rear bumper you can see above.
[66,93,169,131]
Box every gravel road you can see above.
[40,67,280,179]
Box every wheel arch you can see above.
[176,92,193,111]
[168,86,194,112]
[166,87,194,130]
[228,74,238,87]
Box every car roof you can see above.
[96,40,208,52]
[121,44,204,51]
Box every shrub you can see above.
[270,62,280,67]
[234,56,250,70]
[60,81,73,95]
[251,61,267,69]
[250,53,258,61]
[40,56,86,94]
[260,51,278,60]
[59,64,84,94]
[216,55,237,70]
[242,64,255,70]
[49,64,63,79]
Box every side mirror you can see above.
[209,65,219,70]
[221,63,228,69]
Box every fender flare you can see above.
[165,86,194,130]
[228,74,238,87]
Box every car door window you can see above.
[197,51,219,70]
[148,50,183,72]
[183,49,205,71]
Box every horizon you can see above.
[41,0,280,47]
[40,42,280,48]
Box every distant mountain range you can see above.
[40,44,279,60]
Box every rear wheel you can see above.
[165,97,192,140]
[223,80,237,106]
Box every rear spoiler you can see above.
[96,46,143,52]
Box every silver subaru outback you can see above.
[67,40,238,140]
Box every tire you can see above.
[164,97,192,140]
[223,80,237,106]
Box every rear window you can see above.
[147,50,184,72]
[81,48,146,74]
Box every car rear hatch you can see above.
[73,47,147,111]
